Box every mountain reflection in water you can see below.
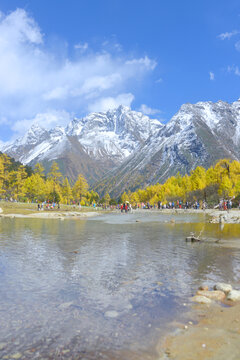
[0,212,240,359]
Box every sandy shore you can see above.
[157,301,240,360]
[1,206,240,222]
[0,210,100,219]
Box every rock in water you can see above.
[227,290,240,301]
[198,285,209,291]
[191,296,212,304]
[104,310,119,318]
[196,290,225,301]
[213,283,232,294]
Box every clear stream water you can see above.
[0,211,240,359]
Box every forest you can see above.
[1,152,240,207]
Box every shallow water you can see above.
[0,212,240,359]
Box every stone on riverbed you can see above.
[0,342,7,350]
[11,353,22,359]
[196,290,225,301]
[198,285,209,291]
[213,283,232,294]
[191,295,212,304]
[227,290,240,301]
[104,310,119,318]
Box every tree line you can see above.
[0,153,101,205]
[1,154,240,207]
[120,159,240,207]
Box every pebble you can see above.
[104,310,119,318]
[59,301,74,310]
[191,295,212,304]
[0,343,7,351]
[202,344,206,348]
[198,285,208,291]
[213,283,232,294]
[125,304,133,310]
[62,349,70,354]
[227,290,240,301]
[11,353,22,359]
[196,290,225,301]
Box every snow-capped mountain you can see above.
[2,99,240,193]
[1,106,162,183]
[94,99,240,196]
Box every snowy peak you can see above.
[2,106,162,166]
[18,123,48,146]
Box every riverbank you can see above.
[0,202,105,219]
[158,300,240,360]
[1,204,240,222]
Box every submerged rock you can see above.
[191,295,212,304]
[227,290,240,301]
[59,301,74,310]
[11,353,22,359]
[213,283,232,294]
[0,342,7,351]
[196,290,225,301]
[105,310,119,318]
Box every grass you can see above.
[0,201,103,215]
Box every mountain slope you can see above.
[2,99,240,194]
[1,106,161,184]
[94,100,240,196]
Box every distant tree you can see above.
[48,190,61,203]
[48,161,62,183]
[104,192,111,205]
[34,163,45,178]
[72,174,89,202]
[61,178,72,204]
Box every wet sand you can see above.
[158,301,240,360]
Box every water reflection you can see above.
[0,214,240,359]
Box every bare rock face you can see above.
[191,295,212,304]
[213,283,232,294]
[227,290,240,301]
[196,290,225,301]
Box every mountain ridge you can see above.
[2,99,240,195]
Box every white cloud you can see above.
[88,93,134,113]
[12,110,73,135]
[235,40,240,51]
[125,56,157,71]
[218,30,239,40]
[74,42,88,52]
[0,9,156,139]
[139,104,161,115]
[227,65,240,76]
[209,71,215,81]
[155,78,163,83]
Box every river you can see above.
[0,211,240,359]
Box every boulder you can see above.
[191,296,212,304]
[227,290,240,301]
[213,283,232,294]
[0,207,2,214]
[196,290,225,301]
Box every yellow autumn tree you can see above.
[72,174,89,203]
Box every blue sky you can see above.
[0,0,240,142]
